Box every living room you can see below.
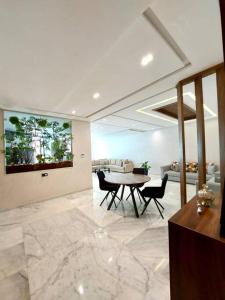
[0,1,225,300]
[91,72,220,197]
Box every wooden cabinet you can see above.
[169,195,225,300]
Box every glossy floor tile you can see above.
[0,174,196,299]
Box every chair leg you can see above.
[107,188,119,211]
[155,199,164,210]
[100,191,110,206]
[115,195,121,201]
[126,187,137,201]
[153,198,164,219]
[137,188,147,204]
[141,198,152,215]
[111,192,117,208]
[125,192,131,201]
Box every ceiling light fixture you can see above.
[141,53,154,67]
[72,110,76,115]
[93,92,100,99]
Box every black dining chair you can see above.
[141,174,168,219]
[97,171,120,207]
[125,168,147,202]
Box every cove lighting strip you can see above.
[136,92,217,123]
[187,92,217,117]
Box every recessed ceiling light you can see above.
[93,92,100,99]
[72,110,76,115]
[141,53,154,67]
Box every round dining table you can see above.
[105,173,150,218]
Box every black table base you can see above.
[107,184,146,218]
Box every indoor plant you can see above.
[141,161,151,175]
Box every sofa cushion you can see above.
[186,172,198,180]
[92,160,95,166]
[109,165,124,171]
[206,174,212,181]
[116,159,122,166]
[167,170,180,177]
[207,163,216,175]
[95,160,100,165]
[121,159,129,166]
[110,159,116,165]
[215,171,221,183]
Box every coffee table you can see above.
[94,166,110,173]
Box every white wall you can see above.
[0,110,92,210]
[91,118,220,175]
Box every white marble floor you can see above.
[0,174,195,300]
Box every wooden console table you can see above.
[169,194,225,300]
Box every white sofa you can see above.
[92,159,133,173]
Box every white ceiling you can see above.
[92,73,219,136]
[0,0,222,134]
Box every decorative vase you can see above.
[197,184,215,208]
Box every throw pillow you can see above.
[188,162,198,173]
[171,161,179,171]
[186,162,190,172]
[174,163,180,172]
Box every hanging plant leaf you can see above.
[9,116,20,125]
[62,122,71,130]
[37,119,48,128]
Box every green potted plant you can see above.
[141,161,151,175]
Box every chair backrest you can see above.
[161,174,168,196]
[97,171,106,190]
[133,168,147,175]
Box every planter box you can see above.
[6,161,73,174]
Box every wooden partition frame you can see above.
[219,0,225,237]
[195,77,206,188]
[177,83,187,206]
[177,63,224,206]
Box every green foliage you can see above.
[51,139,67,162]
[37,118,47,128]
[62,122,70,130]
[141,161,151,171]
[9,116,20,125]
[66,152,74,161]
[36,154,45,164]
[4,114,73,166]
